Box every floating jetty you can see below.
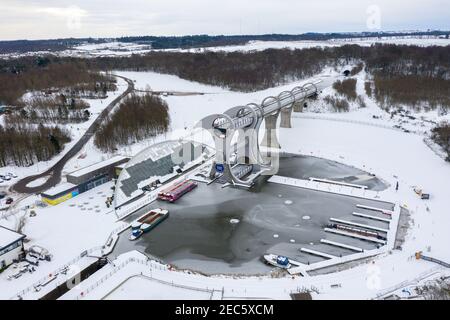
[320,239,364,253]
[309,177,367,189]
[352,212,391,223]
[300,248,336,259]
[356,204,394,216]
[329,217,389,233]
[324,228,386,245]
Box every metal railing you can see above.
[11,245,104,300]
[74,256,220,300]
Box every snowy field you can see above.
[3,36,447,59]
[68,36,450,57]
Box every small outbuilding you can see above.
[0,226,26,270]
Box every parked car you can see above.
[5,197,13,205]
[2,175,11,181]
[0,191,6,199]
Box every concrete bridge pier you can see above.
[280,106,293,128]
[261,112,281,149]
[293,101,304,113]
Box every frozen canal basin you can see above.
[111,155,393,275]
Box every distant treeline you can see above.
[0,38,104,54]
[118,32,450,49]
[0,124,71,167]
[94,93,170,152]
[0,57,116,106]
[2,31,448,53]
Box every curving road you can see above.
[12,75,134,195]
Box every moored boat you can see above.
[263,254,292,269]
[129,208,169,241]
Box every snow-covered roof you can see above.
[68,156,129,178]
[0,226,25,250]
[41,182,77,197]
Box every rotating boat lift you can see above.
[196,80,321,188]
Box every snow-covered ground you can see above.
[120,71,227,93]
[162,37,450,53]
[70,42,153,57]
[2,62,450,299]
[0,181,126,300]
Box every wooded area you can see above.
[5,96,91,125]
[0,58,116,106]
[432,123,450,161]
[94,93,170,152]
[333,78,358,101]
[0,124,71,167]
[373,75,450,111]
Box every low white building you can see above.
[0,226,25,270]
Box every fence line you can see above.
[374,266,443,299]
[292,114,421,134]
[74,256,220,300]
[11,245,104,300]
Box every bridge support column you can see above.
[280,106,293,128]
[293,101,304,113]
[261,112,281,149]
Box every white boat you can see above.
[263,254,292,269]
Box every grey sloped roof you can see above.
[118,141,207,199]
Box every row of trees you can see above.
[0,124,71,167]
[94,93,170,152]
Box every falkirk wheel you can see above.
[196,81,320,188]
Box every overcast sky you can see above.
[0,0,449,40]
